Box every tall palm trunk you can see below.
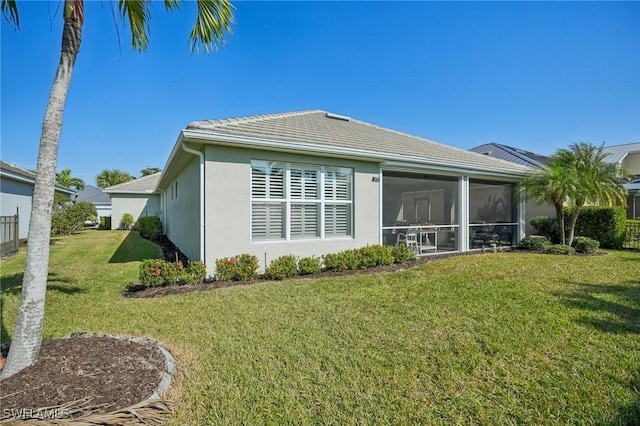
[554,202,566,245]
[1,2,83,380]
[566,206,581,248]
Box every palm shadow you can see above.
[556,280,640,335]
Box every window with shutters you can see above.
[251,161,353,241]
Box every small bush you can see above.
[298,256,322,275]
[136,216,163,240]
[266,255,298,280]
[360,245,394,267]
[520,236,551,251]
[120,213,134,230]
[99,216,111,230]
[573,236,600,254]
[530,216,555,237]
[546,244,575,255]
[392,244,416,263]
[51,201,97,235]
[186,260,207,282]
[139,259,178,286]
[216,254,259,281]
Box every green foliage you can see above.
[529,216,555,237]
[120,213,135,230]
[298,256,322,275]
[51,201,97,235]
[572,207,627,249]
[99,216,111,230]
[546,244,576,255]
[359,245,395,267]
[573,236,600,254]
[55,168,85,191]
[138,258,206,287]
[266,255,298,281]
[519,236,551,251]
[96,169,134,189]
[136,216,163,240]
[392,244,416,263]
[215,254,259,281]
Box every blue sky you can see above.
[2,1,639,185]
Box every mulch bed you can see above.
[0,334,168,422]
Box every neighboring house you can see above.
[151,110,531,275]
[103,173,161,229]
[74,184,112,224]
[470,143,554,234]
[603,142,640,219]
[0,160,76,239]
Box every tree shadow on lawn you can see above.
[108,231,161,264]
[556,280,640,335]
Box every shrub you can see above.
[298,256,322,275]
[360,245,394,267]
[139,259,178,286]
[572,207,626,249]
[546,244,575,255]
[51,201,98,235]
[266,255,298,280]
[530,215,554,237]
[215,254,259,281]
[136,216,163,240]
[186,260,207,282]
[573,236,600,254]
[392,244,416,263]
[519,236,551,251]
[99,216,111,230]
[120,213,135,230]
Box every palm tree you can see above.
[140,167,161,176]
[96,168,135,188]
[555,142,628,247]
[0,0,233,379]
[520,162,574,245]
[56,168,85,191]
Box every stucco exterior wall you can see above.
[202,145,380,274]
[163,157,201,261]
[0,178,33,239]
[110,194,161,230]
[622,152,640,176]
[524,201,556,235]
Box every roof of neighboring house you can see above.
[103,172,161,194]
[602,142,640,164]
[469,143,549,168]
[176,110,531,178]
[0,160,77,195]
[75,184,111,205]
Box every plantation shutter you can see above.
[324,204,351,237]
[252,202,285,240]
[324,167,353,237]
[291,203,320,239]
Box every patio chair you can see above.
[397,232,419,253]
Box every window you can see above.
[251,161,353,241]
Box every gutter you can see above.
[181,143,205,263]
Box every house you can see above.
[0,160,76,239]
[603,142,640,219]
[74,184,112,224]
[103,173,161,229]
[469,143,554,234]
[150,110,531,275]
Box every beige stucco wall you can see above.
[524,201,556,235]
[110,193,161,230]
[163,157,201,261]
[203,145,381,274]
[622,152,640,176]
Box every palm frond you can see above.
[118,0,151,51]
[189,0,234,54]
[1,0,19,29]
[164,0,180,11]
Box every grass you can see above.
[1,230,639,424]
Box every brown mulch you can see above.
[0,335,168,422]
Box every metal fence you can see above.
[624,221,640,250]
[0,215,19,257]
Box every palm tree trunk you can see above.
[567,208,580,248]
[555,203,566,245]
[0,13,82,380]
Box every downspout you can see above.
[181,143,205,263]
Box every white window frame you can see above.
[250,160,353,242]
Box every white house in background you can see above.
[103,173,161,229]
[603,142,640,219]
[74,184,112,224]
[148,110,531,275]
[0,160,76,239]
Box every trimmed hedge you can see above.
[572,207,626,249]
[266,255,298,280]
[573,236,599,254]
[136,216,163,240]
[520,236,551,251]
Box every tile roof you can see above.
[602,142,640,164]
[469,143,548,168]
[1,160,77,194]
[186,110,531,175]
[103,172,161,194]
[75,184,111,204]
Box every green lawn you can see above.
[1,230,639,424]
